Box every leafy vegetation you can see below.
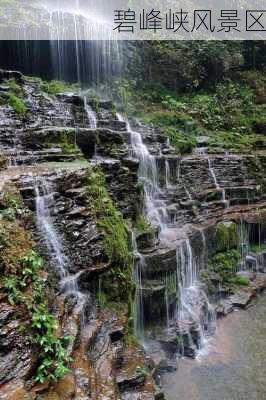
[231,276,250,286]
[40,80,71,95]
[214,221,238,253]
[0,193,71,383]
[135,215,155,237]
[207,249,241,286]
[250,243,266,253]
[0,78,27,116]
[112,49,266,155]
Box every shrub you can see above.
[6,93,27,116]
[41,80,69,95]
[231,276,250,286]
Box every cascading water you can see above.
[207,157,229,207]
[127,120,168,232]
[176,238,216,352]
[84,96,97,129]
[165,159,171,189]
[35,178,86,319]
[132,232,146,340]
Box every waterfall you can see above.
[132,232,145,340]
[46,3,123,85]
[208,157,219,190]
[207,157,229,206]
[84,96,97,129]
[176,239,216,352]
[126,120,168,232]
[165,159,171,189]
[35,179,86,318]
[120,115,215,351]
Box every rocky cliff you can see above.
[0,70,266,400]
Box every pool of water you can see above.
[162,294,266,400]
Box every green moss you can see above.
[43,128,77,153]
[40,80,71,95]
[86,166,133,291]
[214,221,238,253]
[231,276,250,286]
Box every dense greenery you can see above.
[111,42,266,155]
[0,192,71,383]
[0,78,27,115]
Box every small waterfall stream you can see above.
[207,157,229,208]
[35,179,86,319]
[176,239,216,351]
[84,96,97,129]
[127,121,168,232]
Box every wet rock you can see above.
[0,69,23,83]
[55,373,76,399]
[57,93,84,106]
[0,303,35,385]
[109,326,124,342]
[216,299,234,317]
[0,380,28,400]
[236,271,256,281]
[67,206,88,218]
[251,273,266,292]
[154,391,165,400]
[41,393,60,400]
[156,357,177,373]
[157,328,180,354]
[230,291,255,308]
[116,370,146,393]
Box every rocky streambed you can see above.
[162,293,266,400]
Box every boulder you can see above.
[216,299,234,317]
[230,291,255,308]
[116,370,146,393]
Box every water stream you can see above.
[121,117,215,348]
[35,178,86,320]
[162,294,266,400]
[207,157,229,207]
[84,96,97,129]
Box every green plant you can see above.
[0,207,16,221]
[135,215,154,237]
[2,276,21,305]
[30,304,72,383]
[3,193,22,209]
[135,365,149,377]
[208,249,241,285]
[3,78,24,97]
[250,243,266,253]
[41,80,70,96]
[1,248,72,383]
[231,276,250,286]
[6,93,27,116]
[86,166,132,270]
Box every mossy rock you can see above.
[214,221,238,253]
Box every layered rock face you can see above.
[0,73,155,400]
[0,70,266,399]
